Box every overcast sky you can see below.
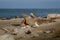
[0,0,60,9]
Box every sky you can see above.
[0,0,60,9]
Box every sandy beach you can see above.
[0,17,60,40]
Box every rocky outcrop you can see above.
[24,17,36,27]
[47,14,60,19]
[20,13,55,27]
[20,14,36,27]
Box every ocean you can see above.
[0,9,60,18]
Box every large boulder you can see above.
[25,18,36,27]
[47,14,60,19]
[21,13,53,27]
[22,14,36,27]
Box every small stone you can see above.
[44,31,51,34]
[15,16,19,18]
[25,30,31,34]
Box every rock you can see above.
[34,22,40,27]
[23,15,36,26]
[13,25,31,34]
[22,13,41,27]
[30,12,37,18]
[22,14,48,27]
[47,14,60,19]
[12,25,31,38]
[1,18,7,20]
[22,13,29,18]
[21,13,52,27]
[20,14,35,27]
[20,20,26,27]
[44,31,52,34]
[0,34,15,40]
[25,18,36,27]
[25,30,31,34]
[36,19,48,25]
[15,16,19,19]
[21,13,35,26]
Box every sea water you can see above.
[0,9,60,18]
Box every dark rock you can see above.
[25,30,31,34]
[15,16,19,19]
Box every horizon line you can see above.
[0,8,60,9]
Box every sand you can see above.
[0,18,60,40]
